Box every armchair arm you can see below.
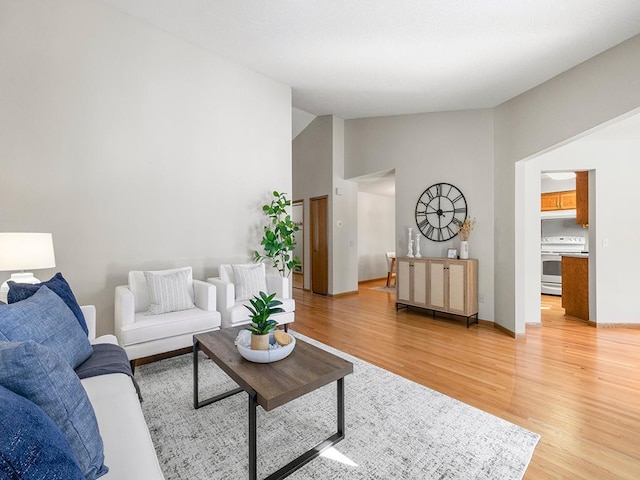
[193,279,216,311]
[266,274,289,299]
[80,305,97,341]
[207,277,234,311]
[114,285,135,344]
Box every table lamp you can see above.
[0,233,56,303]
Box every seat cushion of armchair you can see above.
[223,297,295,327]
[119,309,220,347]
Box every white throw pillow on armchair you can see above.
[232,264,267,301]
[143,268,195,315]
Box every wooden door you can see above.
[310,196,328,295]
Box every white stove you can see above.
[541,236,586,254]
[541,236,587,295]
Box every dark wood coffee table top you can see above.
[194,327,353,411]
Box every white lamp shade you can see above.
[0,233,56,271]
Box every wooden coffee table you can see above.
[193,327,353,480]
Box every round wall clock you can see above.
[415,182,467,242]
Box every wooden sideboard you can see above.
[396,257,478,327]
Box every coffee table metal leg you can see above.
[249,393,258,480]
[193,338,243,410]
[337,377,345,437]
[193,339,200,409]
[260,377,346,480]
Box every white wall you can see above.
[496,33,640,334]
[357,192,395,281]
[345,109,495,320]
[331,117,359,294]
[0,0,292,334]
[292,116,333,291]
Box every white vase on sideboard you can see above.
[460,241,469,259]
[407,227,414,257]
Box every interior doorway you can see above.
[292,200,304,290]
[539,170,590,325]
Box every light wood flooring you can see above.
[292,282,640,479]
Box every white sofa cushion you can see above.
[82,373,164,480]
[144,269,195,315]
[129,268,194,313]
[119,308,220,347]
[231,263,267,301]
[84,332,164,479]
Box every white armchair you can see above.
[208,263,295,330]
[114,267,221,362]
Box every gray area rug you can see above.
[136,332,539,479]
[371,285,396,293]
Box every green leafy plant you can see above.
[244,291,284,335]
[253,191,301,277]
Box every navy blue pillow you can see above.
[7,272,88,335]
[0,384,85,480]
[0,285,93,368]
[0,341,109,480]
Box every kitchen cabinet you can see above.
[541,190,576,211]
[396,257,478,327]
[576,171,589,226]
[562,255,588,321]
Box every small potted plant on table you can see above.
[245,291,284,350]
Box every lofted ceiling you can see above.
[97,0,640,119]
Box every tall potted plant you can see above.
[253,191,301,278]
[245,291,284,350]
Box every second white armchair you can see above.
[208,263,295,330]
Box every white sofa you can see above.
[80,305,164,479]
[114,268,221,362]
[208,263,295,329]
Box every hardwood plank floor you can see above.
[292,282,640,479]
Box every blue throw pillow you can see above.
[7,272,88,335]
[0,384,85,480]
[0,285,92,368]
[0,341,109,480]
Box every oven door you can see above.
[541,253,562,294]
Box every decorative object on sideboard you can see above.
[414,233,422,258]
[415,183,468,242]
[458,217,476,260]
[253,191,300,278]
[0,233,56,303]
[406,227,414,257]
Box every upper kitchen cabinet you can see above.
[541,190,577,211]
[576,171,589,226]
